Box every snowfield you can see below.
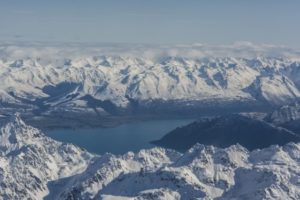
[1,43,300,199]
[0,115,299,200]
[1,44,300,125]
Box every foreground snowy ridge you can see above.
[0,115,299,200]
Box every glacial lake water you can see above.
[44,119,194,155]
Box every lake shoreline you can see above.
[43,118,195,155]
[22,114,199,131]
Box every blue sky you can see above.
[0,0,299,47]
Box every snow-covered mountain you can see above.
[265,103,300,124]
[264,103,300,136]
[1,56,299,107]
[1,47,300,127]
[0,114,93,199]
[0,115,300,200]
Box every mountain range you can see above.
[1,44,300,198]
[0,115,299,200]
[1,54,300,128]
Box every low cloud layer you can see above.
[0,41,299,61]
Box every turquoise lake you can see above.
[45,119,194,155]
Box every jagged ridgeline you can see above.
[1,52,300,128]
[0,115,300,199]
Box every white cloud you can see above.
[0,41,299,62]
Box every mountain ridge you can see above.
[1,55,300,128]
[0,115,300,199]
[152,114,300,151]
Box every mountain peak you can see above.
[0,114,41,151]
[0,114,93,200]
[0,115,299,199]
[8,113,25,126]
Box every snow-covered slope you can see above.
[0,115,300,199]
[0,114,93,199]
[244,75,300,105]
[264,103,300,136]
[265,103,300,124]
[1,51,300,122]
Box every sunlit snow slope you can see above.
[1,44,300,127]
[0,115,299,200]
